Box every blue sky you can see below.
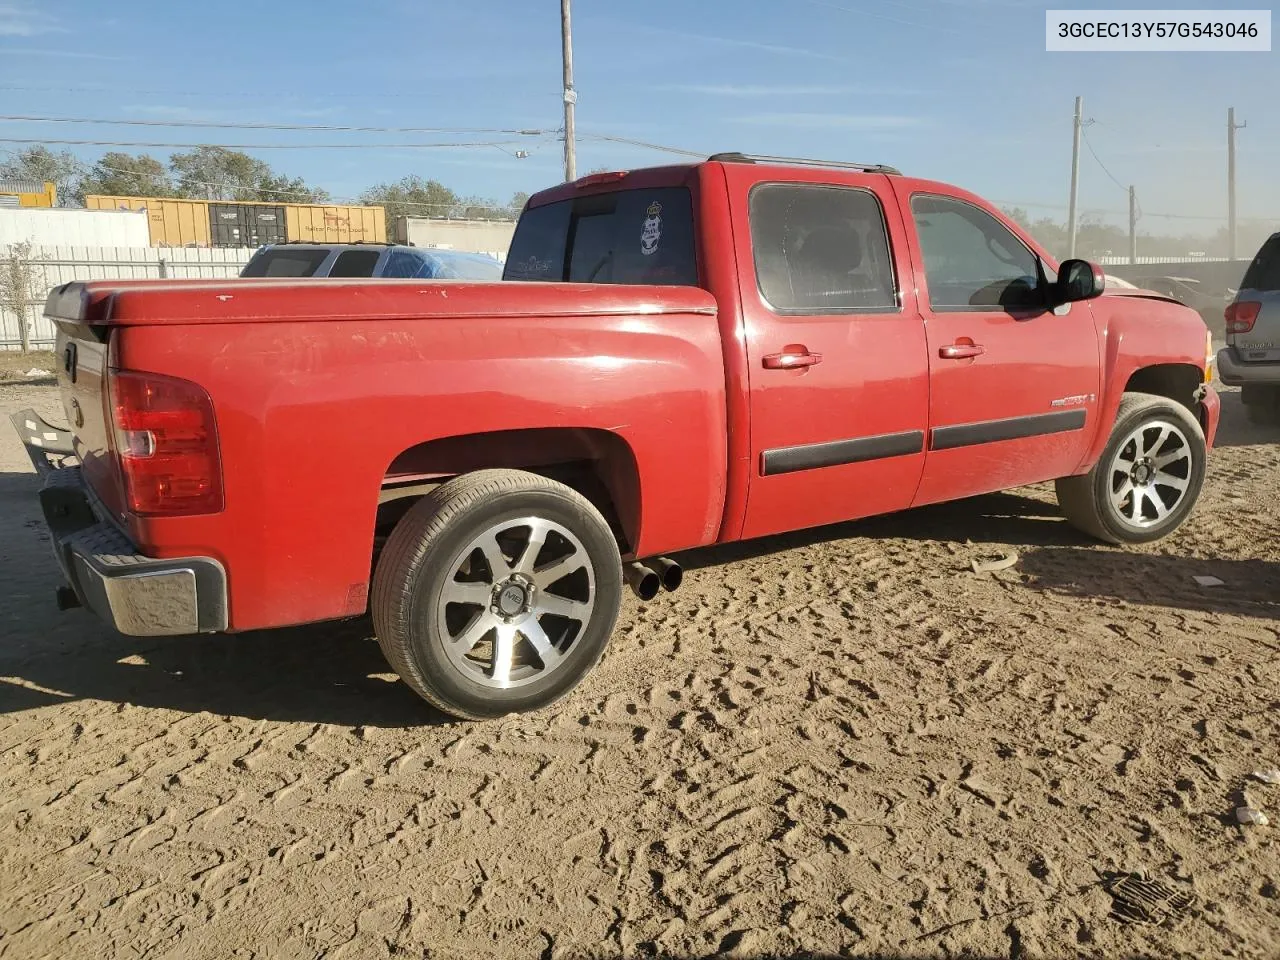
[0,0,1276,232]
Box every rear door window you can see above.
[749,183,899,313]
[503,187,697,286]
[1241,234,1280,292]
[240,248,331,278]
[328,249,382,278]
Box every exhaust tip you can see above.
[652,557,683,592]
[624,562,661,602]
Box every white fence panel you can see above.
[1097,255,1231,265]
[1,244,255,350]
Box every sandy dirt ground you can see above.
[1,380,1278,960]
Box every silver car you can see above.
[1217,232,1280,423]
[239,243,504,281]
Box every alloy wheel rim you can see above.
[1107,419,1193,529]
[435,516,596,689]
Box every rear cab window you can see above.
[503,187,698,286]
[1241,234,1280,292]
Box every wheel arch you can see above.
[1123,363,1204,413]
[375,427,642,559]
[1077,360,1208,474]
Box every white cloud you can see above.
[730,113,924,130]
[604,22,846,62]
[0,2,62,36]
[661,84,909,98]
[1,47,126,61]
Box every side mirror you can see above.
[1054,259,1106,304]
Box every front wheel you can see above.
[371,469,623,720]
[1055,392,1207,545]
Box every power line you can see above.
[0,83,555,103]
[582,133,706,158]
[0,131,707,158]
[0,114,551,136]
[1080,125,1129,194]
[0,136,545,150]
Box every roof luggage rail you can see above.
[708,152,902,176]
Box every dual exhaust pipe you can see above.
[624,557,682,601]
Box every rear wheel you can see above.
[371,469,623,720]
[1055,392,1206,545]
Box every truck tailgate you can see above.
[50,319,126,521]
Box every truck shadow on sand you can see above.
[1017,546,1280,621]
[0,611,449,727]
[1211,389,1280,449]
[2,467,1274,727]
[678,489,1091,574]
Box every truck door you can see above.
[893,187,1101,506]
[724,166,931,541]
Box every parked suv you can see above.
[1217,232,1280,422]
[240,243,504,281]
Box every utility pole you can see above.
[1128,185,1137,264]
[560,0,577,182]
[1228,107,1246,260]
[1067,96,1083,259]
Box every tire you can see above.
[371,469,623,720]
[1055,392,1207,545]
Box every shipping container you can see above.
[395,216,515,257]
[0,179,57,208]
[0,207,150,247]
[209,203,287,247]
[86,196,212,246]
[85,195,387,247]
[288,204,385,244]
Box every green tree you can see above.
[455,195,510,221]
[256,172,330,204]
[360,175,459,222]
[0,241,38,351]
[79,151,173,199]
[1001,207,1031,230]
[170,146,268,200]
[167,147,327,203]
[0,146,84,206]
[507,191,530,218]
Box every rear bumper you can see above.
[8,408,75,475]
[1215,347,1280,386]
[38,466,228,636]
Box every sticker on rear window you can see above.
[641,201,663,256]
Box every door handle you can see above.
[763,348,823,369]
[939,343,985,359]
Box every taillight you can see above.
[109,369,224,517]
[1225,301,1261,334]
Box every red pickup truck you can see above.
[18,153,1219,720]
